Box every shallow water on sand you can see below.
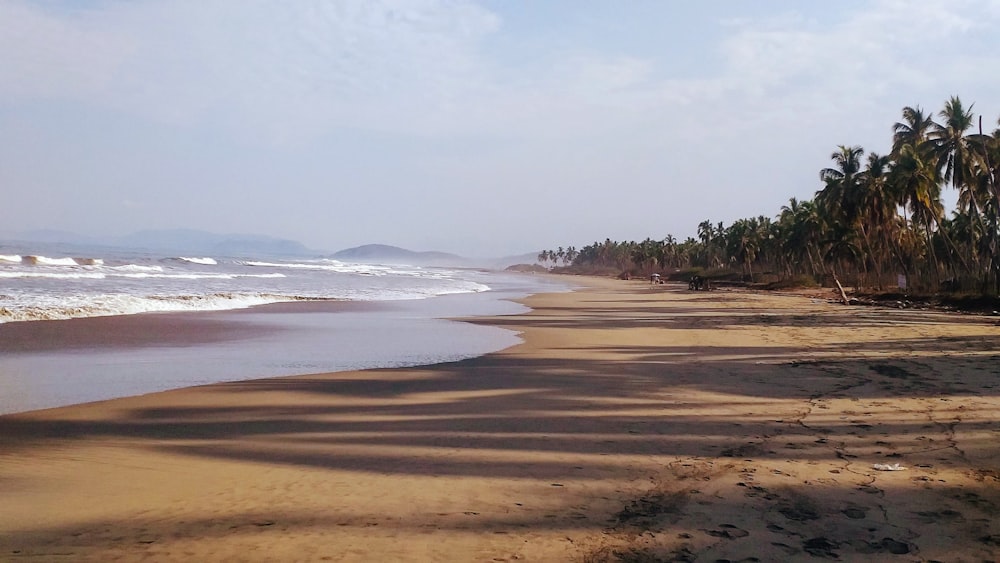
[0,273,569,415]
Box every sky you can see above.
[2,0,1000,257]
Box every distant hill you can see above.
[2,228,316,258]
[331,244,467,266]
[118,229,313,257]
[492,251,545,269]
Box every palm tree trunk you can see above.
[924,220,942,288]
[858,223,881,290]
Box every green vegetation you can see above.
[539,97,1000,295]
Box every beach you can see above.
[2,276,1000,561]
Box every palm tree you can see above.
[892,106,934,157]
[817,145,867,283]
[817,145,865,224]
[779,197,823,278]
[928,96,985,280]
[724,218,764,282]
[890,143,946,286]
[565,246,578,265]
[971,116,1000,293]
[931,97,981,197]
[858,152,896,287]
[889,105,948,288]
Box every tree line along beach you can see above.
[539,98,1000,308]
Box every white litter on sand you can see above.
[873,463,907,471]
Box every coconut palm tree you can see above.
[816,145,868,282]
[930,97,981,198]
[565,246,578,265]
[890,143,946,286]
[858,152,897,287]
[779,197,823,278]
[817,145,865,224]
[892,106,935,157]
[930,97,983,273]
[983,119,1000,292]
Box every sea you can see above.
[0,244,569,415]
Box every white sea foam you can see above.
[112,272,286,280]
[0,271,107,279]
[243,260,409,277]
[0,292,298,323]
[243,260,359,270]
[0,254,21,263]
[109,264,164,273]
[340,281,491,301]
[179,257,218,265]
[0,267,283,281]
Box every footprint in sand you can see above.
[705,524,749,539]
[980,535,1000,547]
[842,507,866,519]
[803,537,839,558]
[779,506,819,522]
[953,491,996,511]
[857,537,911,555]
[739,483,777,501]
[771,542,798,555]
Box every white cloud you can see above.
[0,1,131,99]
[0,0,501,140]
[715,0,993,103]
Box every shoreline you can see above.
[3,276,1000,560]
[0,272,564,416]
[0,299,384,354]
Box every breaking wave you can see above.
[0,292,305,323]
[0,271,284,280]
[178,257,218,265]
[241,259,389,274]
[20,255,105,266]
[241,259,456,279]
[0,271,107,279]
[109,264,164,273]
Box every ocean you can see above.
[0,247,503,323]
[0,245,568,415]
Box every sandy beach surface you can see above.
[3,276,1000,561]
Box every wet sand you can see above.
[0,291,529,415]
[2,277,1000,561]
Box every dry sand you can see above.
[2,277,1000,561]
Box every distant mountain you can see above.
[491,251,545,270]
[2,228,316,258]
[332,244,467,266]
[118,229,313,257]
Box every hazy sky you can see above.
[2,1,1000,256]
